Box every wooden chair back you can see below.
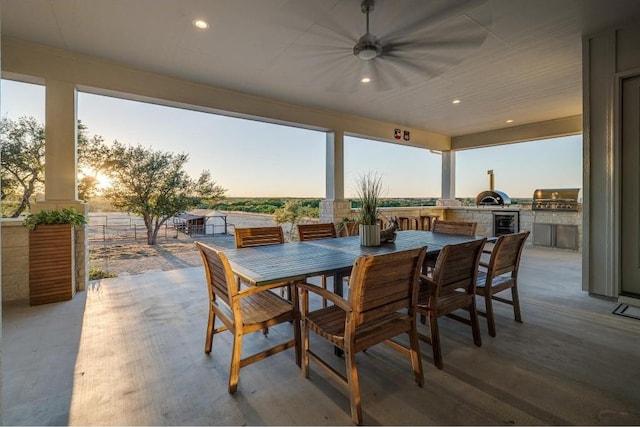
[432,220,478,236]
[418,238,486,369]
[195,241,298,393]
[486,231,530,277]
[196,241,238,309]
[345,220,360,236]
[299,247,427,424]
[234,226,284,248]
[433,238,487,296]
[476,231,529,337]
[348,247,427,325]
[297,223,337,241]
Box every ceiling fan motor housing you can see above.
[361,0,375,13]
[354,33,383,60]
[354,0,382,60]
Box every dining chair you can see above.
[398,216,420,230]
[417,238,486,369]
[431,219,478,235]
[195,242,299,394]
[345,220,360,236]
[297,223,337,308]
[234,226,285,248]
[234,226,289,319]
[297,247,427,425]
[424,220,479,274]
[476,231,530,337]
[234,225,291,294]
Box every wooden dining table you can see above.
[222,230,493,297]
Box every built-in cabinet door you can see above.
[621,75,640,297]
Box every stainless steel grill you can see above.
[532,188,581,211]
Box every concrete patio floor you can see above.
[3,245,640,425]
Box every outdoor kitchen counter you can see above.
[443,205,583,252]
[354,205,582,251]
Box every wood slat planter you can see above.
[29,224,75,305]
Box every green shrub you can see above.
[89,268,117,280]
[23,207,87,231]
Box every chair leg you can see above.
[511,284,523,323]
[345,346,363,425]
[429,314,443,370]
[205,306,215,354]
[408,325,424,387]
[485,291,497,337]
[321,275,328,308]
[291,286,302,367]
[469,301,482,347]
[301,290,310,378]
[228,332,243,394]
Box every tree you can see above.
[0,116,46,217]
[77,121,112,201]
[103,142,226,245]
[273,200,314,241]
[0,117,110,216]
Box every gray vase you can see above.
[359,224,381,247]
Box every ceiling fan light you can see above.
[358,47,379,60]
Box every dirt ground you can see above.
[88,212,296,277]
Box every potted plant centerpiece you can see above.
[24,207,87,305]
[356,172,383,247]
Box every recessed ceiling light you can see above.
[193,19,209,29]
[361,77,371,83]
[506,119,514,123]
[452,99,461,104]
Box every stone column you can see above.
[437,150,462,207]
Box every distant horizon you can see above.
[1,79,582,199]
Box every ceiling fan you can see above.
[283,0,491,92]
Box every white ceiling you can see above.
[3,0,640,137]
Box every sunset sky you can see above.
[2,79,582,198]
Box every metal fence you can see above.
[87,215,231,242]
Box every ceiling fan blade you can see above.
[384,32,489,54]
[271,0,358,47]
[368,58,413,91]
[286,43,353,59]
[376,54,445,82]
[382,10,490,50]
[377,0,488,42]
[310,54,357,83]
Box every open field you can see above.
[88,212,291,277]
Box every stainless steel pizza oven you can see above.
[476,190,512,206]
[476,170,511,206]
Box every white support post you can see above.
[320,130,351,223]
[44,80,79,201]
[437,150,461,206]
[38,80,89,291]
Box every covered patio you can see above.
[4,246,640,425]
[3,1,640,424]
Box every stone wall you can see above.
[1,219,30,301]
[443,206,582,251]
[444,207,495,236]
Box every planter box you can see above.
[29,224,76,305]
